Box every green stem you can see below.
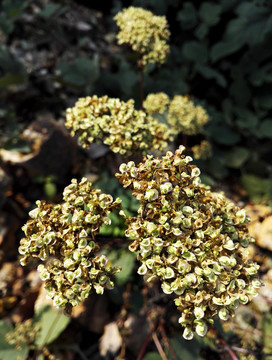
[139,65,144,109]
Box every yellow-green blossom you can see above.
[168,95,209,135]
[65,95,172,156]
[116,146,260,339]
[192,140,212,160]
[19,178,121,312]
[114,7,170,67]
[143,92,170,114]
[5,319,40,350]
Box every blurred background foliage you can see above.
[0,0,272,359]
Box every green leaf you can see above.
[205,156,229,179]
[249,63,272,86]
[196,64,227,87]
[113,250,136,286]
[57,55,99,90]
[0,321,28,360]
[254,84,272,109]
[210,41,241,62]
[225,147,249,168]
[207,124,240,145]
[229,76,251,105]
[262,314,272,357]
[0,14,13,34]
[167,336,204,360]
[182,41,208,64]
[0,73,27,88]
[240,174,272,200]
[177,3,197,30]
[2,0,28,20]
[200,174,215,186]
[44,182,57,199]
[257,119,272,138]
[143,352,161,360]
[234,107,259,130]
[199,2,221,26]
[38,3,64,18]
[194,23,209,39]
[34,305,70,347]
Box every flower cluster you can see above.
[65,95,172,156]
[19,178,121,311]
[168,95,209,135]
[5,319,40,350]
[143,92,170,114]
[192,140,212,160]
[116,146,260,340]
[114,7,170,67]
[143,93,210,136]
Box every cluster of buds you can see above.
[65,95,172,156]
[168,95,209,135]
[114,7,170,67]
[5,319,40,350]
[192,140,212,160]
[143,92,170,115]
[19,178,121,311]
[116,146,260,339]
[143,93,210,136]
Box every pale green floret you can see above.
[40,271,50,281]
[218,308,229,321]
[223,239,236,250]
[219,256,230,267]
[162,282,173,294]
[195,320,208,337]
[65,271,75,283]
[236,278,246,289]
[146,222,157,234]
[252,278,262,288]
[78,238,88,248]
[164,267,175,279]
[239,294,249,304]
[185,273,197,285]
[145,189,159,201]
[194,307,205,320]
[134,181,141,190]
[53,295,67,308]
[138,263,148,275]
[94,284,104,295]
[236,209,247,223]
[183,327,194,340]
[245,264,260,275]
[182,206,194,215]
[191,167,201,177]
[160,182,173,194]
[173,228,182,236]
[29,207,39,219]
[74,267,82,278]
[64,258,75,269]
[65,289,75,299]
[182,218,192,228]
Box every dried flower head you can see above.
[5,319,40,350]
[116,146,260,339]
[114,7,170,67]
[168,96,210,135]
[192,140,212,160]
[65,95,172,156]
[143,92,170,114]
[19,178,121,311]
